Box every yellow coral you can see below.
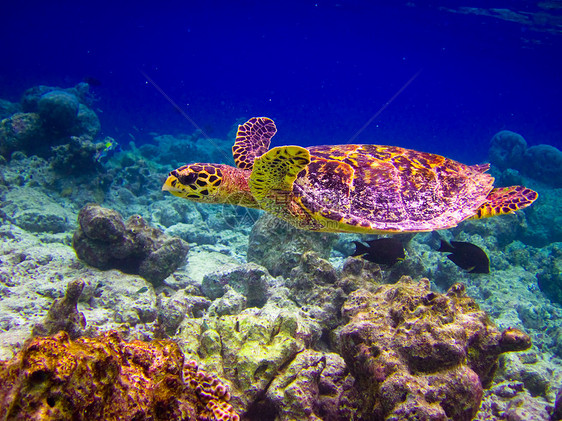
[0,330,238,421]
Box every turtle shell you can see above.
[291,144,494,233]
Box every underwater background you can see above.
[1,1,562,420]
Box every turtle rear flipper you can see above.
[249,145,311,212]
[472,186,538,219]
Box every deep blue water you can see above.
[1,1,561,164]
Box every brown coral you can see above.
[0,330,238,421]
[31,278,87,340]
[72,204,189,286]
[336,276,531,421]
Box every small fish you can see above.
[352,238,405,266]
[438,240,490,274]
[136,286,149,294]
[94,138,121,163]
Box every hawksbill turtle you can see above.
[162,117,538,233]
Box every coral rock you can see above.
[180,305,322,414]
[37,90,79,133]
[264,350,361,421]
[336,276,532,421]
[0,330,238,421]
[32,278,87,339]
[74,103,101,137]
[489,130,527,171]
[0,112,44,158]
[51,135,102,174]
[553,387,562,421]
[73,204,189,286]
[287,252,346,331]
[201,263,271,307]
[522,144,562,187]
[247,212,337,277]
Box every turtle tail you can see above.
[472,186,538,219]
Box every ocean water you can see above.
[1,2,562,420]
[2,1,561,162]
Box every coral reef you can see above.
[201,263,271,307]
[522,144,562,187]
[0,99,20,120]
[0,330,238,420]
[0,112,44,158]
[554,388,562,421]
[0,83,100,161]
[72,204,189,286]
[31,278,87,339]
[489,130,527,171]
[37,90,80,134]
[535,243,562,306]
[1,89,561,421]
[489,129,562,188]
[475,381,552,420]
[263,350,361,421]
[286,251,346,331]
[335,276,532,420]
[178,300,324,415]
[51,135,110,174]
[247,212,337,278]
[522,188,562,246]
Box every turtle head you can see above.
[162,163,259,208]
[162,164,225,203]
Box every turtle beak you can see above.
[162,174,182,194]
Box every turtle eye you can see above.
[177,172,198,186]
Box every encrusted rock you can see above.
[32,278,87,339]
[51,135,103,174]
[264,350,361,421]
[287,252,346,331]
[73,204,189,286]
[521,144,562,187]
[335,276,532,420]
[475,381,552,421]
[553,387,562,421]
[208,286,247,317]
[0,330,239,420]
[157,289,211,335]
[489,130,527,171]
[201,263,271,307]
[0,112,44,158]
[336,256,383,293]
[74,103,101,137]
[180,303,322,414]
[38,90,79,133]
[2,187,73,233]
[247,212,337,278]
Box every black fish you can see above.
[438,240,489,274]
[352,238,405,266]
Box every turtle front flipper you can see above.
[249,145,311,213]
[472,186,538,219]
[232,117,277,170]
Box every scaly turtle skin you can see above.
[162,117,538,233]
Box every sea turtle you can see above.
[162,117,538,233]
